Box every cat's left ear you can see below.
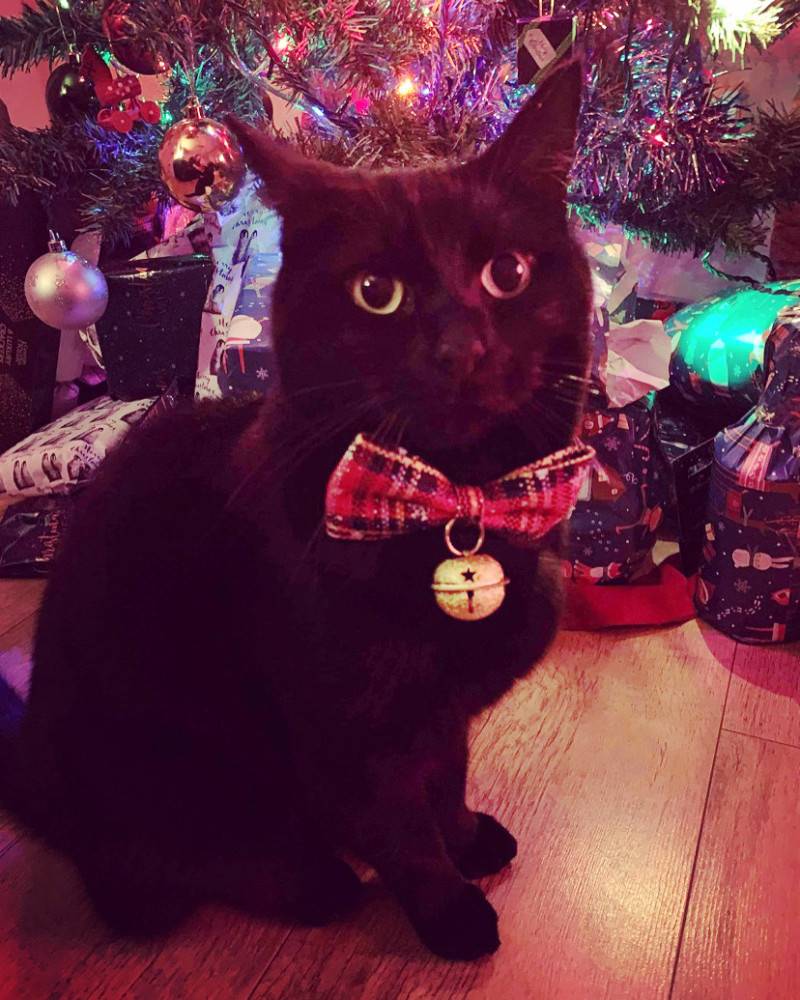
[469,60,583,199]
[225,117,346,214]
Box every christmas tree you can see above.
[0,0,798,257]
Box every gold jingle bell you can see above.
[432,521,509,621]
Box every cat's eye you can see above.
[481,251,532,300]
[351,273,405,315]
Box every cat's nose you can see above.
[435,330,487,378]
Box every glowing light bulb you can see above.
[709,0,782,55]
[396,76,417,97]
[274,33,292,53]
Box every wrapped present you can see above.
[653,387,716,574]
[217,248,280,397]
[564,228,672,585]
[0,394,157,498]
[578,225,640,331]
[517,16,576,86]
[697,307,800,643]
[193,178,281,400]
[136,177,281,401]
[667,280,800,417]
[566,399,667,584]
[94,254,213,401]
[0,495,75,577]
[604,318,671,409]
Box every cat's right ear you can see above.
[226,118,340,213]
[467,60,583,203]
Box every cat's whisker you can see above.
[283,378,366,401]
[538,362,592,380]
[526,397,577,442]
[543,371,592,386]
[288,406,409,582]
[224,398,380,514]
[265,403,378,477]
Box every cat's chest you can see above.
[310,531,555,652]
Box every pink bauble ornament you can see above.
[24,233,109,329]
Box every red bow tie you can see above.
[325,434,594,543]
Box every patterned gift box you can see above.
[135,177,282,401]
[194,179,282,400]
[565,227,670,584]
[0,394,157,498]
[565,399,666,584]
[95,254,213,401]
[216,249,280,397]
[134,175,281,399]
[697,307,800,643]
[517,16,576,86]
[0,495,74,577]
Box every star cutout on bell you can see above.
[461,568,476,582]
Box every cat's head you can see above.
[229,62,591,471]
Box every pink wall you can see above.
[0,0,51,129]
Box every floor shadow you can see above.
[698,619,800,704]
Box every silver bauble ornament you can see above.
[24,233,109,329]
[158,114,245,213]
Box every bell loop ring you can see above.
[444,518,486,558]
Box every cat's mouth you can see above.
[401,389,523,450]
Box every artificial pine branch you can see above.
[0,0,797,255]
[0,0,104,76]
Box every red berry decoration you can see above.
[138,100,161,124]
[83,46,162,133]
[101,0,167,75]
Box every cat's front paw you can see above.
[413,882,499,961]
[457,813,517,880]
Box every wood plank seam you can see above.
[245,929,301,1000]
[720,726,800,753]
[667,652,736,1000]
[0,610,36,646]
[0,834,19,863]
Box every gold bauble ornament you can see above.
[431,522,509,621]
[158,115,245,212]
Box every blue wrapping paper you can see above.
[565,399,666,583]
[564,229,670,584]
[697,307,800,643]
[217,249,281,397]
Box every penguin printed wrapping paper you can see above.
[0,394,156,498]
[137,176,281,402]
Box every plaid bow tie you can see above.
[325,434,594,543]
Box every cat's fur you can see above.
[1,63,591,961]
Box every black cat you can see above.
[0,63,591,961]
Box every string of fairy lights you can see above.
[0,0,796,254]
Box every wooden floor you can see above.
[0,577,798,1000]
